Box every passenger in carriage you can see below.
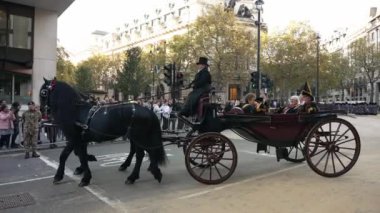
[297,82,319,114]
[280,95,300,114]
[179,57,212,117]
[242,93,265,114]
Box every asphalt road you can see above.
[0,115,379,213]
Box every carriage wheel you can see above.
[183,130,226,168]
[284,141,306,163]
[185,132,238,184]
[183,129,198,154]
[305,118,360,177]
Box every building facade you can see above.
[87,0,258,102]
[0,0,74,105]
[323,6,380,103]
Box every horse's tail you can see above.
[151,114,167,166]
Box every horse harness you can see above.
[75,103,137,138]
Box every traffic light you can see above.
[164,64,173,86]
[176,72,184,87]
[250,72,258,89]
[261,74,273,89]
[261,74,268,88]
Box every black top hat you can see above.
[300,82,314,101]
[196,57,209,66]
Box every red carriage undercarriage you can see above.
[163,101,361,185]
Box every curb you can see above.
[0,141,67,155]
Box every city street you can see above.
[0,115,379,213]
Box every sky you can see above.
[58,0,380,56]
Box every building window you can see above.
[371,32,375,42]
[8,14,32,49]
[228,84,241,100]
[0,9,6,47]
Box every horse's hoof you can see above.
[87,155,97,162]
[155,173,162,183]
[53,176,63,184]
[125,179,135,185]
[78,181,90,187]
[118,165,127,171]
[74,167,84,175]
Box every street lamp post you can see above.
[316,34,320,103]
[376,27,379,52]
[255,0,264,97]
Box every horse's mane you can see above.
[49,81,86,125]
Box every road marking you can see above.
[240,150,277,158]
[0,175,54,187]
[96,152,173,167]
[39,155,127,213]
[178,164,306,200]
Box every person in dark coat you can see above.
[298,82,319,114]
[278,95,300,114]
[179,57,212,117]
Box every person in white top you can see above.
[153,101,161,119]
[160,100,171,130]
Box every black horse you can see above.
[39,79,166,186]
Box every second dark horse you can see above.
[39,79,166,187]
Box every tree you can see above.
[75,64,94,92]
[56,47,75,85]
[117,47,150,99]
[189,5,255,90]
[349,38,380,102]
[167,34,193,73]
[80,54,114,91]
[324,52,354,101]
[262,22,327,101]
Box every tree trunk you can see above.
[370,82,375,103]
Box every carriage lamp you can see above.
[255,0,264,10]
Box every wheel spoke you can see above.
[323,152,330,173]
[219,157,233,160]
[334,128,350,143]
[309,147,326,157]
[329,122,332,142]
[198,165,208,177]
[209,162,212,180]
[333,152,346,169]
[217,161,231,171]
[288,146,294,154]
[318,127,329,143]
[190,152,201,161]
[338,147,356,151]
[336,151,353,161]
[331,151,336,174]
[332,123,342,142]
[335,138,355,146]
[214,164,223,179]
[314,150,328,167]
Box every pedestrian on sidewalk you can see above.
[22,101,42,159]
[10,102,21,148]
[0,104,15,149]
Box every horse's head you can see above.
[39,77,57,116]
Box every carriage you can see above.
[163,103,361,185]
[40,79,361,187]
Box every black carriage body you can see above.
[214,112,339,147]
